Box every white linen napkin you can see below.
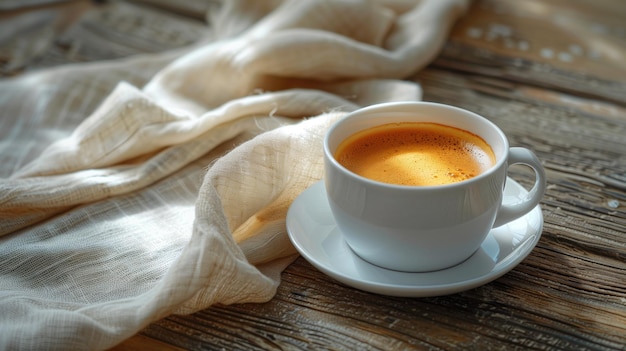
[0,0,469,349]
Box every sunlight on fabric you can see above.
[102,184,198,259]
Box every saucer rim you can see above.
[286,179,543,297]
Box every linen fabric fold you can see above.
[0,0,469,349]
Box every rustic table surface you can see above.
[2,0,625,350]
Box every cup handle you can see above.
[493,147,546,228]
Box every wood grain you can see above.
[133,63,626,350]
[0,0,208,75]
[132,0,626,348]
[2,0,625,350]
[139,256,625,350]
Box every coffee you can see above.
[334,122,495,186]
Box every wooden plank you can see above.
[53,1,208,62]
[0,0,74,11]
[0,0,92,75]
[121,0,626,349]
[2,0,624,350]
[132,64,626,350]
[127,0,220,20]
[447,0,626,82]
[139,256,625,350]
[436,0,626,104]
[0,0,208,75]
[108,334,187,351]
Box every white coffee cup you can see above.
[323,102,546,272]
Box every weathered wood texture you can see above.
[2,0,625,350]
[0,0,209,75]
[139,1,626,350]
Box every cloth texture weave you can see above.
[0,0,469,349]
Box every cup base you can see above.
[345,242,478,273]
[286,180,544,297]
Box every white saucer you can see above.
[286,179,543,297]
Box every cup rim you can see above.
[324,101,510,190]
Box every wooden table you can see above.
[2,0,625,350]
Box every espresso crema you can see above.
[334,122,495,186]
